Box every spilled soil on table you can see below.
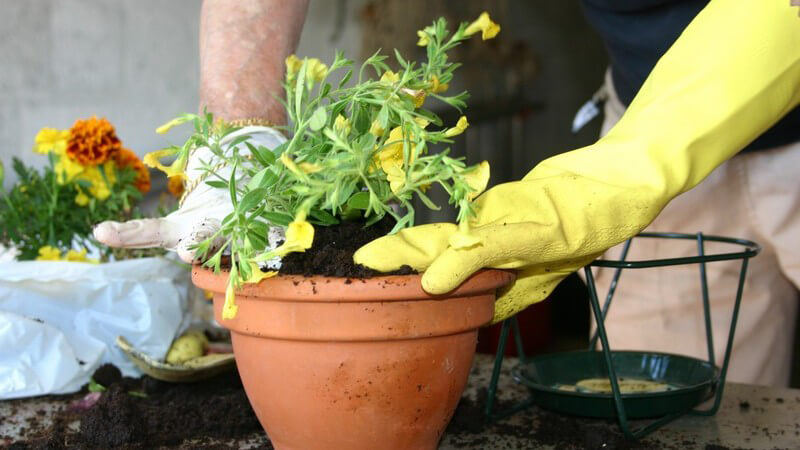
[7,364,270,449]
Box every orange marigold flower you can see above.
[66,116,122,166]
[115,147,151,194]
[167,175,184,198]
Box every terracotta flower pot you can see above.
[192,266,514,450]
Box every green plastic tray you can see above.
[512,350,718,419]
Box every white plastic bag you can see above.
[0,257,191,399]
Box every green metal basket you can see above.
[484,232,760,439]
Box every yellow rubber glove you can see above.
[355,0,800,323]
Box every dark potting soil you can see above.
[10,365,270,450]
[278,216,415,278]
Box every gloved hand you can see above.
[356,0,800,323]
[94,126,286,263]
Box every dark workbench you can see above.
[2,354,798,449]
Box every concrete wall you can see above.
[0,0,368,189]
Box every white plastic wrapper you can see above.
[0,257,191,399]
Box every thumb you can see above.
[94,218,179,250]
[353,223,458,272]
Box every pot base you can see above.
[233,330,478,450]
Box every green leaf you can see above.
[88,378,106,393]
[346,191,370,210]
[309,208,339,225]
[377,106,389,129]
[205,180,228,189]
[394,49,407,68]
[229,163,238,208]
[262,211,294,226]
[246,167,278,190]
[309,106,328,131]
[226,134,252,152]
[237,188,267,212]
[416,189,441,211]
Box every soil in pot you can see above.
[277,216,415,278]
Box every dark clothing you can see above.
[581,0,800,152]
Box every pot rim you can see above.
[192,266,515,303]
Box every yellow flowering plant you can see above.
[152,14,500,309]
[0,117,159,261]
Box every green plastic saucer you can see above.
[512,350,718,419]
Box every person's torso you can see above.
[581,0,800,152]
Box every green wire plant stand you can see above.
[484,232,761,439]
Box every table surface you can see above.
[2,354,799,449]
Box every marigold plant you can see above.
[0,117,159,261]
[150,13,501,317]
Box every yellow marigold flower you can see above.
[167,175,184,198]
[33,128,69,155]
[54,153,86,184]
[66,116,121,166]
[369,120,385,137]
[65,248,98,263]
[244,261,277,284]
[444,116,469,138]
[380,70,400,84]
[222,283,238,320]
[75,191,90,206]
[465,12,501,40]
[80,162,117,201]
[416,30,430,46]
[143,148,187,180]
[36,246,63,261]
[376,126,407,171]
[334,114,351,135]
[429,75,449,94]
[464,160,490,200]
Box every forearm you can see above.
[199,0,309,124]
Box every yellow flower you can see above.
[369,120,385,137]
[33,128,69,155]
[36,246,62,261]
[244,261,277,284]
[334,114,351,135]
[75,191,89,206]
[444,116,469,138]
[306,58,328,82]
[402,88,426,108]
[429,75,449,94]
[463,160,490,200]
[78,162,117,201]
[155,116,190,135]
[54,153,86,184]
[380,70,400,84]
[275,216,315,257]
[143,148,187,180]
[286,55,327,82]
[384,161,406,194]
[416,30,430,46]
[65,248,98,263]
[465,12,501,40]
[222,283,238,320]
[285,54,302,78]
